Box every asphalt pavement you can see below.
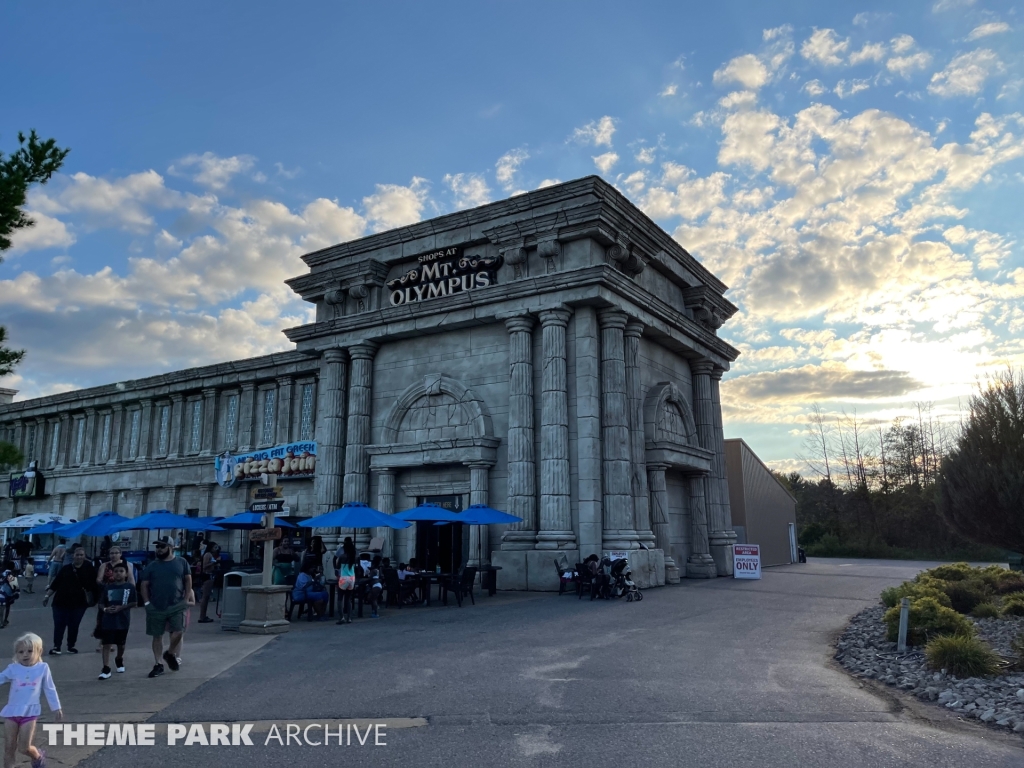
[26,559,1024,767]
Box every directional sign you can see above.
[250,500,284,514]
[249,527,283,542]
[250,486,284,501]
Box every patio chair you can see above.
[576,562,599,600]
[383,567,417,608]
[442,566,478,607]
[555,559,577,596]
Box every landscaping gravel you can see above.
[835,606,1024,734]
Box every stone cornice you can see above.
[0,350,319,420]
[284,264,739,365]
[289,176,730,299]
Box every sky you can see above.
[2,1,1023,474]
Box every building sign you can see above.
[733,544,761,579]
[387,246,501,307]
[8,470,45,499]
[215,442,316,488]
[607,550,630,562]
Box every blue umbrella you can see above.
[433,505,523,526]
[394,503,463,522]
[55,511,132,539]
[299,502,411,530]
[109,510,225,533]
[216,511,298,529]
[25,520,69,536]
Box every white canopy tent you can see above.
[0,514,76,529]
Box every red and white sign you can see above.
[733,544,761,579]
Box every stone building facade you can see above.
[0,177,739,590]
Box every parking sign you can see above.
[733,544,761,579]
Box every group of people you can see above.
[40,537,195,680]
[284,536,387,623]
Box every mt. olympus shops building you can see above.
[0,176,740,590]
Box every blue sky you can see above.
[2,1,1023,473]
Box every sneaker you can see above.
[115,657,125,673]
[66,647,78,655]
[48,648,60,656]
[98,667,111,680]
[30,748,45,768]
[197,617,214,624]
[148,664,164,678]
[162,651,179,671]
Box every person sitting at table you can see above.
[292,563,329,621]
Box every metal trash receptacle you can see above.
[221,571,257,631]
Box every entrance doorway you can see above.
[415,495,464,573]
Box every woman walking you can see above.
[334,537,356,625]
[42,548,97,655]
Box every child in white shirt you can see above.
[0,633,62,768]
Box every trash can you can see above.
[221,571,258,631]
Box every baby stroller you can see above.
[0,570,20,627]
[609,558,642,602]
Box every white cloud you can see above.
[495,148,529,191]
[928,49,1004,97]
[592,152,619,174]
[571,116,617,147]
[932,0,975,11]
[802,80,827,97]
[763,25,793,42]
[719,90,758,110]
[849,42,886,65]
[443,173,492,210]
[967,22,1011,41]
[537,179,561,189]
[635,146,657,164]
[713,54,770,90]
[834,79,871,98]
[887,52,934,78]
[890,34,916,54]
[296,199,366,251]
[362,178,429,232]
[660,84,678,97]
[998,79,1024,100]
[801,28,850,67]
[168,152,256,190]
[43,171,180,233]
[6,211,75,253]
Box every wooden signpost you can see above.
[249,527,283,543]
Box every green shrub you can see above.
[884,597,975,646]
[943,579,989,614]
[923,562,975,582]
[1001,593,1024,617]
[995,571,1024,595]
[925,634,1001,678]
[971,602,1000,619]
[880,581,953,609]
[804,532,842,557]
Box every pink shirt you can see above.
[0,662,60,717]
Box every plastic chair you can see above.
[442,567,478,607]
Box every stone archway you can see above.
[643,381,698,447]
[379,373,494,444]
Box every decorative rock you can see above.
[1017,689,1024,701]
[1015,722,1024,733]
[979,709,996,722]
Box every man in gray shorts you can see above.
[139,537,194,678]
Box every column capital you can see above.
[347,341,379,361]
[202,387,218,397]
[646,461,671,472]
[710,367,725,382]
[170,392,184,403]
[537,306,572,328]
[624,319,645,339]
[321,347,348,364]
[139,397,153,406]
[464,460,493,469]
[374,467,395,476]
[503,313,535,333]
[597,308,629,330]
[111,402,124,412]
[85,407,97,416]
[691,359,715,376]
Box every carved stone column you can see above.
[467,462,491,567]
[167,394,184,459]
[686,475,716,578]
[200,388,218,456]
[81,408,97,467]
[107,405,124,466]
[647,463,680,583]
[315,349,347,548]
[624,319,654,545]
[536,307,575,550]
[598,308,639,550]
[374,469,395,558]
[693,360,725,576]
[501,315,537,550]
[238,383,257,452]
[574,307,603,559]
[135,400,152,462]
[276,376,293,445]
[343,342,377,549]
[55,414,71,469]
[709,368,736,575]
